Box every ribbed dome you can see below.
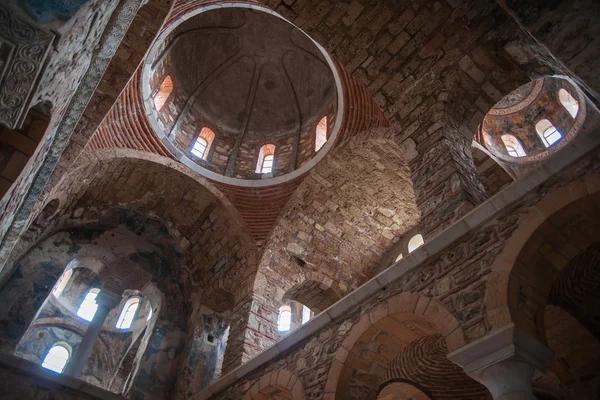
[142,5,341,185]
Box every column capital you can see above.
[447,324,553,399]
[96,289,122,309]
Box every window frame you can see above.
[501,134,526,158]
[315,116,328,152]
[191,137,208,159]
[52,269,73,298]
[41,343,71,373]
[116,297,141,330]
[535,119,562,148]
[153,75,173,111]
[76,288,100,322]
[277,305,292,332]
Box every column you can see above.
[409,113,488,239]
[448,324,553,400]
[221,293,278,374]
[66,289,121,377]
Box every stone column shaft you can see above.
[66,289,121,377]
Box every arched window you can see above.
[41,344,70,373]
[77,288,100,322]
[153,75,173,111]
[191,127,215,159]
[301,305,312,325]
[277,305,291,332]
[315,116,327,152]
[256,144,276,174]
[536,119,562,147]
[408,234,424,253]
[501,135,526,157]
[52,269,73,298]
[558,88,579,119]
[116,297,140,330]
[395,253,404,263]
[146,306,153,321]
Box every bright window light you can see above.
[261,154,274,174]
[315,116,327,152]
[302,305,311,324]
[116,297,140,330]
[42,344,70,373]
[77,288,100,322]
[191,137,208,159]
[277,305,291,332]
[52,269,73,298]
[408,234,424,253]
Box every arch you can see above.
[315,116,328,152]
[325,293,465,397]
[77,288,100,322]
[558,88,579,118]
[243,369,306,400]
[485,171,600,337]
[408,234,424,253]
[535,119,562,147]
[501,134,526,158]
[116,297,140,330]
[283,276,343,314]
[382,335,488,399]
[42,343,71,373]
[153,75,173,111]
[377,381,432,400]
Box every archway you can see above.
[325,294,488,399]
[486,172,600,397]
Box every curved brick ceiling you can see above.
[89,0,388,246]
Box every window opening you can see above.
[558,88,579,119]
[408,234,424,253]
[116,297,140,330]
[146,307,153,321]
[153,75,173,111]
[77,288,100,322]
[315,116,327,152]
[52,269,73,298]
[277,305,291,332]
[41,344,70,373]
[302,305,311,325]
[395,253,404,263]
[256,144,276,174]
[191,137,208,159]
[501,135,526,158]
[191,127,215,160]
[535,119,562,147]
[261,155,274,174]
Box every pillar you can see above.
[221,293,277,374]
[448,324,553,400]
[410,112,488,239]
[66,289,121,377]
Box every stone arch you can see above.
[282,271,345,313]
[243,369,306,400]
[382,335,489,399]
[377,381,432,400]
[485,171,600,338]
[325,293,467,398]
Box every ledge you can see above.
[0,353,125,400]
[192,110,600,400]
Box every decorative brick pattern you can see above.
[384,335,488,400]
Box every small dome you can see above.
[477,77,586,164]
[142,5,341,185]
